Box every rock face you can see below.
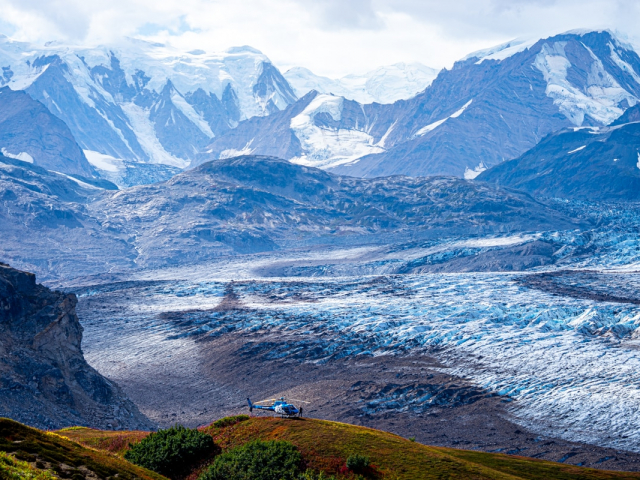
[477,120,640,201]
[88,155,581,270]
[0,87,94,177]
[0,263,153,430]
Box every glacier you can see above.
[289,94,385,168]
[77,225,640,454]
[63,198,640,456]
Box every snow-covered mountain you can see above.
[0,36,297,185]
[284,62,439,104]
[197,30,640,178]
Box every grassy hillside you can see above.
[59,416,640,480]
[0,418,166,480]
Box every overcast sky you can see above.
[0,0,638,77]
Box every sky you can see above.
[0,0,638,77]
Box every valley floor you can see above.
[65,243,640,472]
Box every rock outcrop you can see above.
[0,262,153,430]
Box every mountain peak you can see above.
[461,29,633,66]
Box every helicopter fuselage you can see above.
[248,398,301,417]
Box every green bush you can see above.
[298,469,336,480]
[199,440,301,480]
[346,454,370,472]
[212,415,250,428]
[124,424,214,477]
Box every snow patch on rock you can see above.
[220,141,255,159]
[1,148,33,163]
[464,162,487,179]
[170,89,214,138]
[120,102,188,168]
[465,38,539,63]
[415,100,473,137]
[609,42,640,85]
[534,41,637,125]
[53,171,102,189]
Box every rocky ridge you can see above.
[0,262,153,430]
[1,154,582,282]
[477,116,640,201]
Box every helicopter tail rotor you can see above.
[247,398,253,413]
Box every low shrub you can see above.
[346,454,370,472]
[298,469,337,480]
[0,451,56,479]
[124,424,214,477]
[199,440,301,480]
[212,415,250,429]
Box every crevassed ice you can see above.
[84,150,123,173]
[85,268,640,453]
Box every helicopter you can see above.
[247,397,309,417]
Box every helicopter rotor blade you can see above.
[288,398,311,404]
[255,398,277,404]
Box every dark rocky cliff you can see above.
[0,262,153,430]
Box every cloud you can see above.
[295,0,383,30]
[0,0,636,77]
